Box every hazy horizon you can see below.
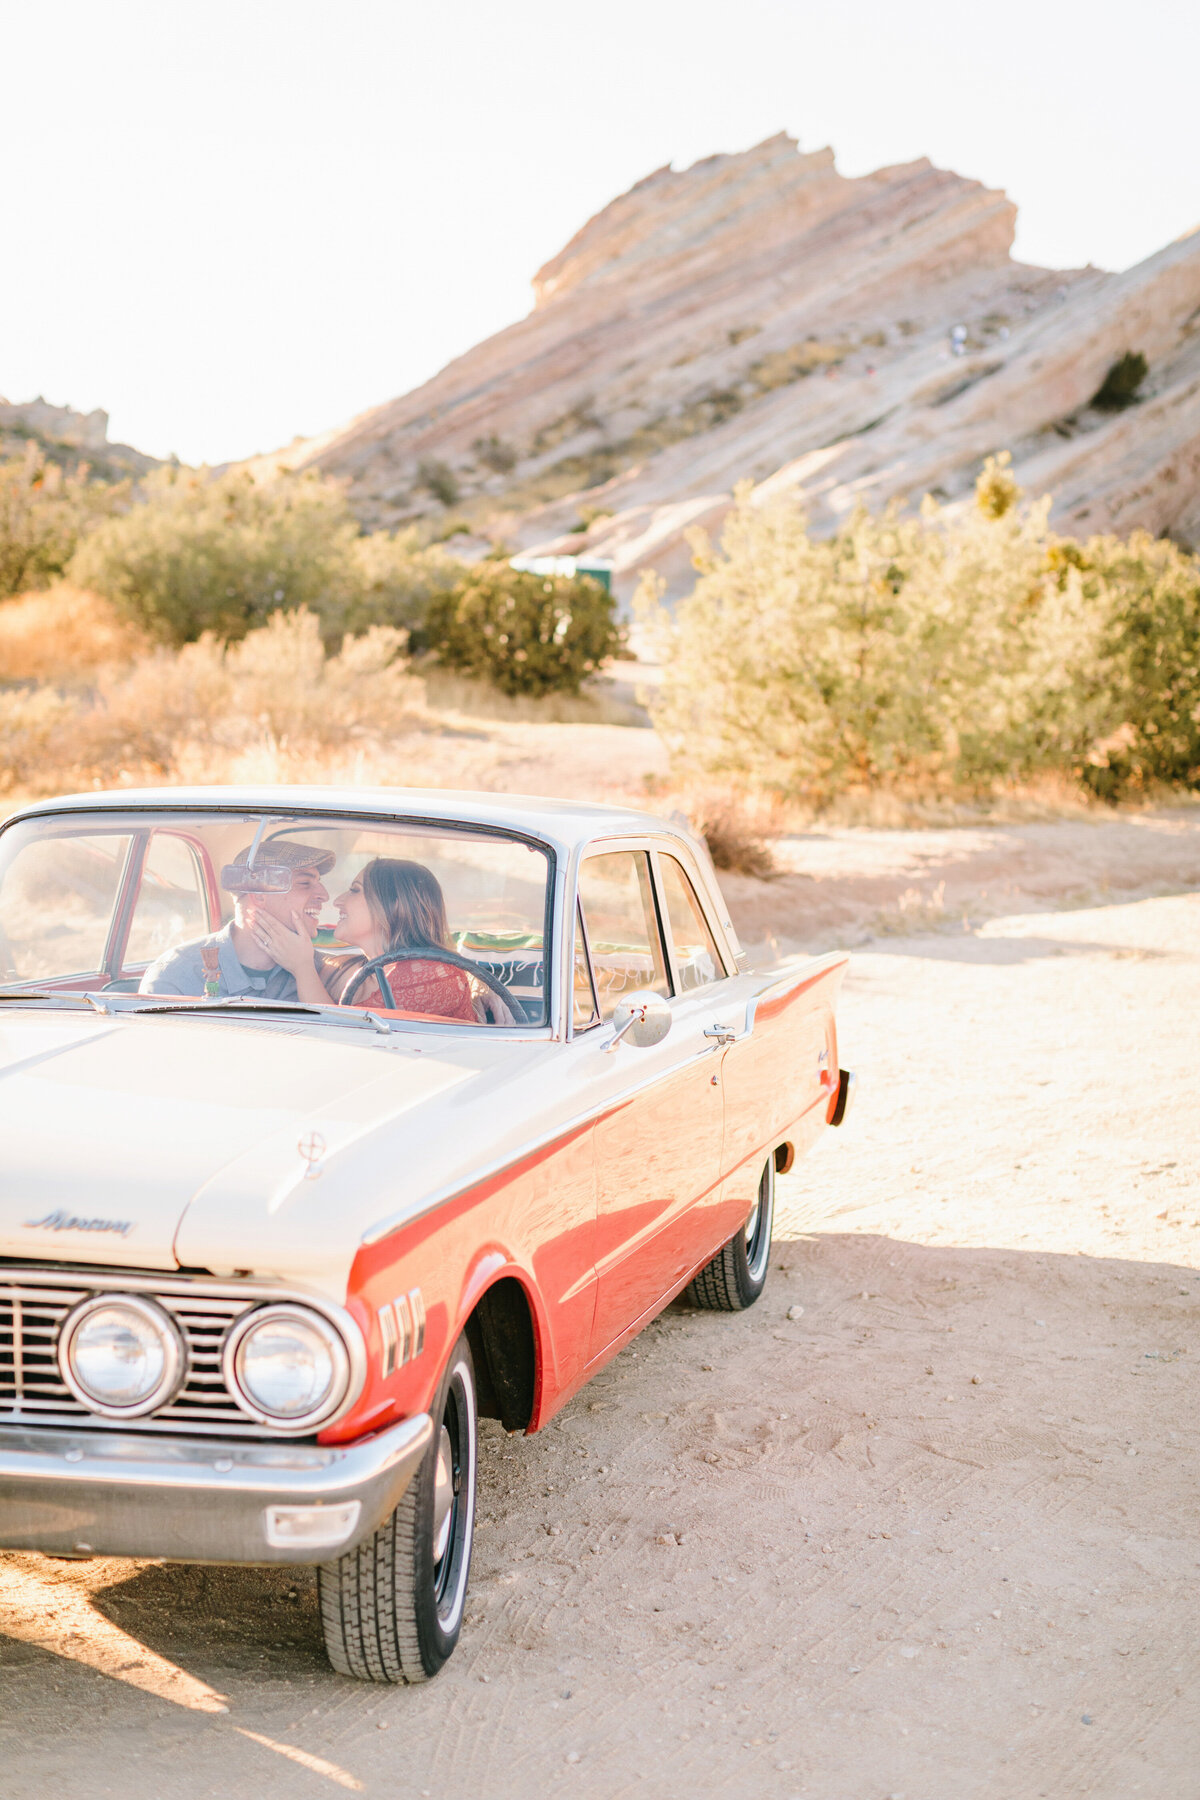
[3,0,1197,466]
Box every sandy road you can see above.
[1,818,1198,1800]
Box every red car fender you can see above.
[320,1226,554,1446]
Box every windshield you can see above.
[0,808,552,1028]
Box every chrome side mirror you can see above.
[605,989,671,1053]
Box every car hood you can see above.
[0,1011,499,1275]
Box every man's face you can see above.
[244,866,329,938]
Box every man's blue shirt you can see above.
[139,921,299,1001]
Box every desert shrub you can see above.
[68,467,466,647]
[1074,532,1200,796]
[0,609,423,797]
[749,340,846,392]
[686,794,776,877]
[0,586,149,681]
[0,448,124,598]
[974,453,1020,520]
[342,527,464,637]
[416,458,460,507]
[472,434,518,475]
[638,459,1193,805]
[1091,351,1148,412]
[424,563,623,697]
[69,467,364,643]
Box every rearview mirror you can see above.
[606,989,671,1053]
[221,862,295,894]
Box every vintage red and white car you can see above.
[0,785,852,1682]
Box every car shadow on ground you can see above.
[0,1231,1197,1800]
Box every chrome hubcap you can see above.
[432,1423,454,1565]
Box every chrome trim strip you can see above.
[393,1292,413,1366]
[10,1291,22,1406]
[378,1302,398,1378]
[409,1287,426,1358]
[360,963,837,1248]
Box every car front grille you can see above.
[0,1274,265,1435]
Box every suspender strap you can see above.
[200,943,222,999]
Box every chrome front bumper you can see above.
[0,1412,433,1564]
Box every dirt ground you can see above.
[1,809,1198,1800]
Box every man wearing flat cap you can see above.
[139,839,336,1001]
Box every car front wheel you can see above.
[318,1331,477,1682]
[685,1154,775,1312]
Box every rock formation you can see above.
[0,395,159,479]
[272,135,1200,599]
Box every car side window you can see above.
[124,834,210,969]
[658,855,725,991]
[577,850,669,1022]
[572,902,599,1030]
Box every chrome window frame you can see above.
[649,844,734,994]
[566,833,735,1037]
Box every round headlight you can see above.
[223,1304,350,1429]
[59,1294,184,1418]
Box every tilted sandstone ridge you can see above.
[273,135,1200,599]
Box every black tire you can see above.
[318,1332,477,1683]
[685,1155,775,1312]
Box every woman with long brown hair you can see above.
[329,858,477,1021]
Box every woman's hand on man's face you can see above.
[247,905,318,975]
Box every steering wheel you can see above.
[339,945,521,1016]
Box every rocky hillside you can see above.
[0,395,160,481]
[271,135,1200,600]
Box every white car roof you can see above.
[5,784,697,859]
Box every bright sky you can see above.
[3,0,1197,467]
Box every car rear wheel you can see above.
[685,1154,775,1312]
[318,1332,477,1682]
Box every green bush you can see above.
[1091,351,1148,412]
[342,527,465,638]
[424,563,624,697]
[69,467,464,646]
[1075,532,1200,796]
[416,458,460,508]
[0,447,124,598]
[638,460,1200,804]
[472,434,518,475]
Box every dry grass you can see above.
[0,586,149,681]
[872,878,950,935]
[0,608,425,798]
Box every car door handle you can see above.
[703,1023,739,1046]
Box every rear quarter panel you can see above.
[688,953,847,1259]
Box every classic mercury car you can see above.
[0,785,852,1683]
